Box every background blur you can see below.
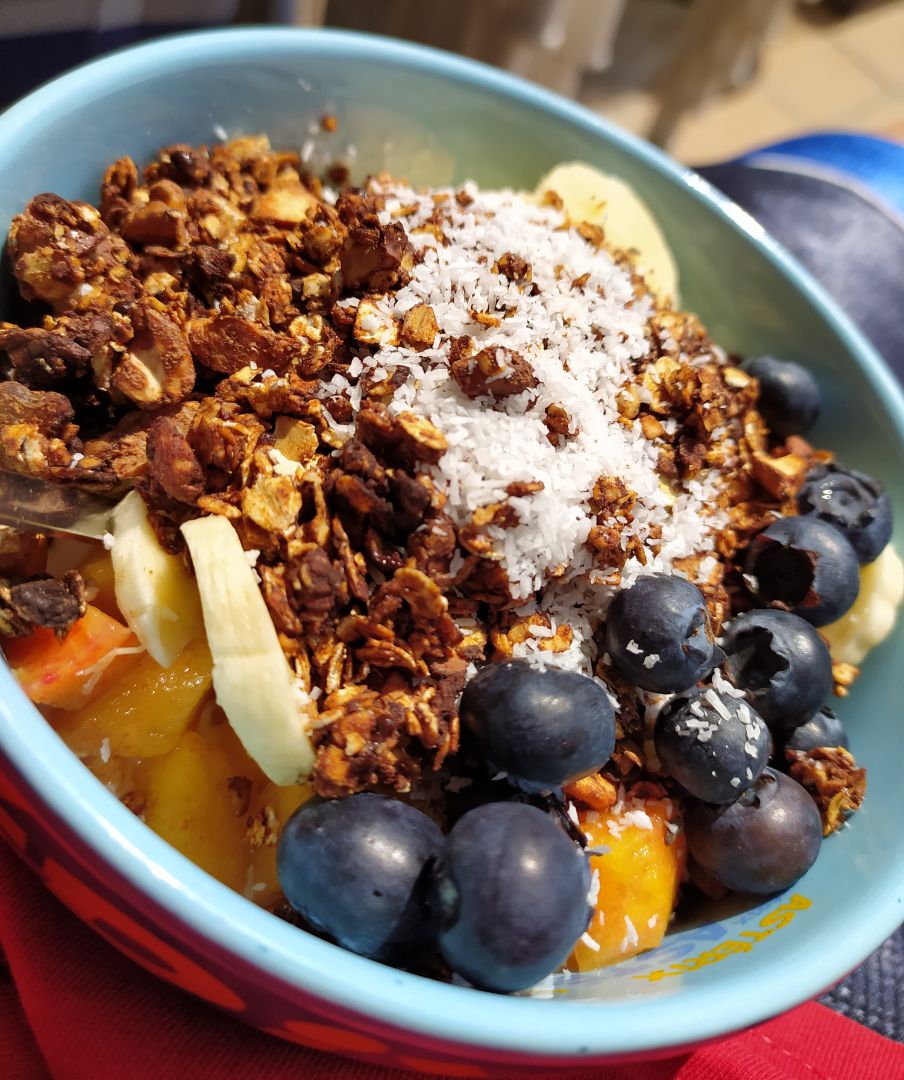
[1,0,903,164]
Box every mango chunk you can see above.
[143,729,250,892]
[568,800,686,970]
[247,780,315,908]
[53,636,212,759]
[78,550,121,621]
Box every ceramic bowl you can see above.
[1,27,903,1075]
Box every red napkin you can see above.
[2,842,903,1080]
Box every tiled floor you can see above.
[581,0,904,164]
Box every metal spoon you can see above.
[0,470,116,542]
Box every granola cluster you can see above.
[0,136,854,806]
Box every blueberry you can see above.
[429,802,591,992]
[459,660,615,792]
[277,794,443,963]
[798,463,893,564]
[654,689,769,803]
[744,354,821,439]
[721,609,832,729]
[744,515,860,626]
[605,574,720,693]
[685,768,822,894]
[784,707,849,753]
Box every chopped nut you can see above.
[749,450,809,500]
[490,612,573,659]
[274,416,319,462]
[353,296,400,347]
[450,345,538,402]
[189,315,298,376]
[787,746,866,836]
[722,365,753,389]
[505,480,544,497]
[543,402,574,445]
[564,774,618,812]
[832,660,860,697]
[242,475,302,533]
[494,252,531,283]
[300,273,336,303]
[250,181,319,224]
[338,194,414,291]
[245,804,280,849]
[471,501,519,529]
[639,414,666,440]
[469,309,501,328]
[590,476,636,521]
[576,221,605,248]
[626,535,648,566]
[399,303,439,351]
[617,384,641,419]
[288,314,325,344]
[0,382,76,438]
[395,411,448,465]
[113,305,195,409]
[587,524,627,570]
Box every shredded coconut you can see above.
[621,914,640,952]
[586,868,601,907]
[330,180,728,674]
[80,644,146,696]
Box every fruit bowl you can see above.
[1,27,903,1074]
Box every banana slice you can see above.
[821,544,904,666]
[181,514,315,786]
[532,162,679,305]
[111,490,203,668]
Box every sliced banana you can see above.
[181,514,315,786]
[111,490,203,668]
[532,162,679,305]
[821,544,904,666]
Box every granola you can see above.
[0,139,890,984]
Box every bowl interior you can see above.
[1,27,903,1058]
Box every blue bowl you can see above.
[1,27,903,1074]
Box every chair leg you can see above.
[647,0,792,149]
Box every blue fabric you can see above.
[0,25,219,104]
[697,157,904,378]
[736,132,904,218]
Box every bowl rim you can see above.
[2,24,904,1062]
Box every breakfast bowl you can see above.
[1,27,903,1075]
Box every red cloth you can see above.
[2,842,904,1080]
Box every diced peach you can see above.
[77,550,121,620]
[567,800,686,971]
[194,698,270,788]
[51,636,213,759]
[185,699,312,905]
[143,729,251,893]
[3,605,137,709]
[247,780,315,908]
